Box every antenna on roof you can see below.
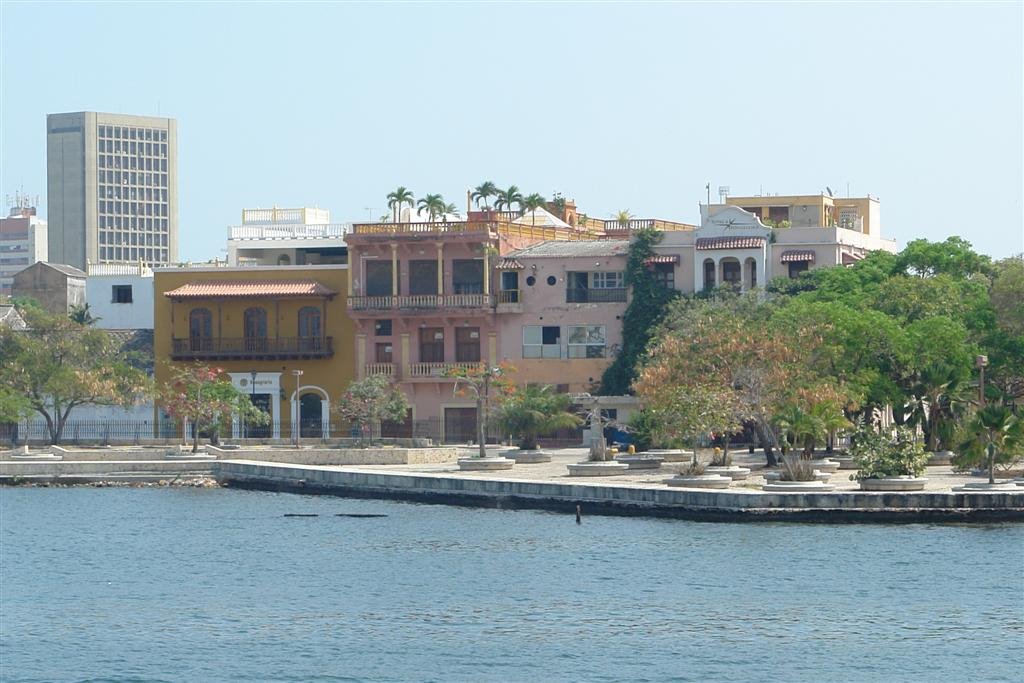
[826,186,834,198]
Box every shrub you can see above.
[779,454,818,481]
[850,423,928,480]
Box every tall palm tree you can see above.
[956,405,1024,484]
[417,194,446,222]
[386,187,415,223]
[494,185,523,214]
[471,181,498,210]
[521,193,546,227]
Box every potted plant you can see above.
[704,446,751,480]
[849,422,929,491]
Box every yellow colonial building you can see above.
[153,265,354,439]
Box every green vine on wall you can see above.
[599,228,678,395]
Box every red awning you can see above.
[841,252,864,266]
[695,236,766,250]
[644,254,680,265]
[164,280,337,299]
[780,250,816,263]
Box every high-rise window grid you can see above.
[94,124,170,266]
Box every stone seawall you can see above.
[214,461,1024,523]
[205,446,457,466]
[1,459,215,482]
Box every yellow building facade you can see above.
[153,265,354,439]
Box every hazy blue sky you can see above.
[2,2,1022,260]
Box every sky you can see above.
[2,1,1022,261]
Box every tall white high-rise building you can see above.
[47,111,178,270]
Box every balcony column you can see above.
[436,243,444,296]
[482,248,490,296]
[390,243,399,297]
[346,250,353,295]
[356,333,366,379]
[400,332,410,380]
[488,331,497,368]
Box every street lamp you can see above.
[248,370,258,438]
[292,369,304,448]
[976,355,989,407]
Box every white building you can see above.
[86,262,155,329]
[1,201,47,298]
[227,206,349,266]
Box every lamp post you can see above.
[292,369,304,448]
[248,370,258,438]
[976,355,988,407]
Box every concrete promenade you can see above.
[214,449,1024,523]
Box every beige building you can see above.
[11,262,86,315]
[47,111,178,270]
[227,207,349,266]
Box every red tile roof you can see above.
[780,250,816,263]
[695,236,766,250]
[495,258,524,270]
[164,280,338,299]
[645,254,680,265]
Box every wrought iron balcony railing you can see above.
[565,288,627,303]
[171,336,334,360]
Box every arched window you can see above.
[244,307,268,351]
[188,308,212,352]
[298,306,322,351]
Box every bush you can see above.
[779,454,817,481]
[850,423,928,480]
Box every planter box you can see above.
[508,450,551,464]
[859,476,928,491]
[566,462,629,477]
[665,474,731,489]
[645,449,694,462]
[614,456,664,470]
[927,450,954,466]
[457,457,515,471]
[705,465,751,480]
[809,459,841,473]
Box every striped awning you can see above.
[644,254,679,265]
[164,280,337,299]
[495,258,524,270]
[695,236,766,250]
[780,250,816,263]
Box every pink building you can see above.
[495,240,630,394]
[346,215,582,442]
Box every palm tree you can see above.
[386,186,415,223]
[521,193,546,226]
[810,401,850,454]
[416,194,446,222]
[772,404,820,457]
[68,303,100,326]
[615,209,633,228]
[496,385,583,451]
[471,181,498,210]
[443,202,459,219]
[956,405,1024,484]
[494,185,523,214]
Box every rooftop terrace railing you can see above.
[227,223,351,241]
[350,219,589,242]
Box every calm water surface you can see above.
[1,487,1022,683]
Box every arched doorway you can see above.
[299,393,323,437]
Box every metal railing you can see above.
[565,288,627,303]
[171,336,334,359]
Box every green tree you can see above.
[444,362,515,458]
[68,302,100,326]
[494,185,523,213]
[894,236,993,279]
[495,384,582,450]
[599,228,678,395]
[954,405,1024,484]
[159,364,268,452]
[990,255,1024,335]
[416,193,446,222]
[471,181,498,210]
[386,186,415,223]
[336,375,410,446]
[521,193,546,226]
[0,308,151,444]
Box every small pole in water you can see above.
[575,504,582,524]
